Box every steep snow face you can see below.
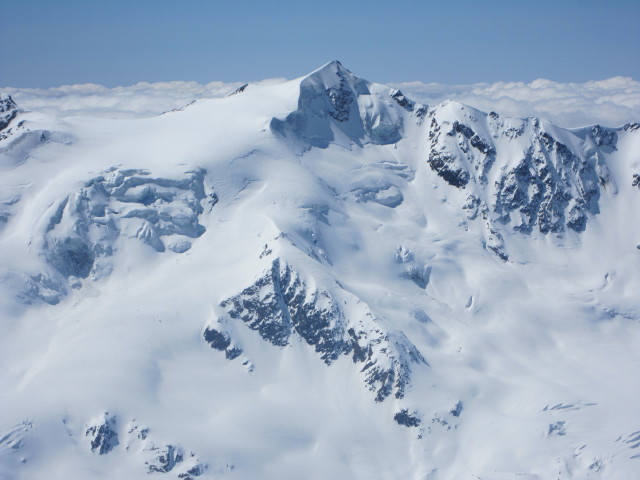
[1,63,640,480]
[270,61,408,151]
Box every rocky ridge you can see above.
[0,94,20,140]
[206,257,427,402]
[427,104,617,238]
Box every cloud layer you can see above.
[0,81,250,119]
[3,76,639,128]
[391,76,640,128]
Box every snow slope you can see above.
[1,61,640,480]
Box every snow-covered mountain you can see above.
[1,61,640,480]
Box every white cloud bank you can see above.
[2,76,639,128]
[0,80,283,120]
[0,81,245,119]
[391,76,640,128]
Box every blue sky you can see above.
[3,0,639,87]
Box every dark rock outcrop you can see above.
[228,84,248,96]
[427,102,616,243]
[217,258,426,402]
[0,94,19,137]
[493,131,605,234]
[427,112,496,188]
[394,409,421,427]
[203,326,242,360]
[450,401,463,417]
[85,413,119,455]
[123,419,207,477]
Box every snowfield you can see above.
[1,62,640,480]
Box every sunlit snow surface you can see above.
[1,63,640,480]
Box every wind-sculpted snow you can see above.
[212,258,426,402]
[0,421,32,455]
[32,168,208,303]
[270,61,405,151]
[2,63,640,480]
[427,102,616,239]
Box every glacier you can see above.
[1,61,640,479]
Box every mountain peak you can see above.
[0,93,19,134]
[271,61,405,150]
[302,60,363,93]
[0,93,18,114]
[309,60,348,76]
[4,64,640,480]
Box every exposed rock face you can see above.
[0,94,19,138]
[85,413,119,455]
[427,103,614,240]
[0,95,67,163]
[493,130,606,234]
[266,65,632,257]
[394,409,421,427]
[390,89,427,122]
[590,125,617,147]
[450,401,463,417]
[269,64,624,251]
[144,444,185,474]
[213,258,426,402]
[203,326,242,360]
[228,83,248,96]
[427,113,495,188]
[270,61,404,150]
[131,430,206,478]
